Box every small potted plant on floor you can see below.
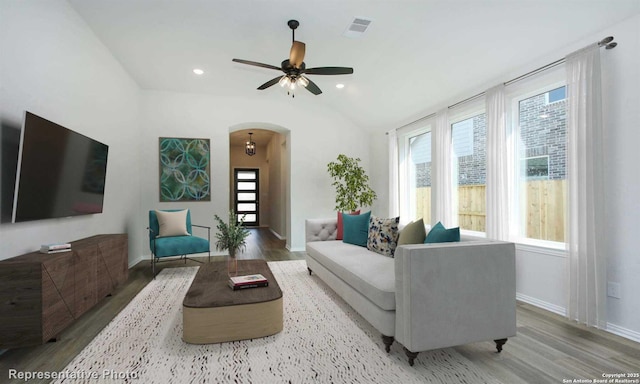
[214,210,250,276]
[327,154,377,212]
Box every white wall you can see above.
[368,13,640,341]
[600,14,640,340]
[267,133,287,238]
[138,90,369,257]
[0,0,141,264]
[370,132,390,217]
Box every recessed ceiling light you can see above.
[193,68,204,75]
[336,84,345,89]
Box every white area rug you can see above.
[54,260,500,383]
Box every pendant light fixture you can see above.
[245,132,256,156]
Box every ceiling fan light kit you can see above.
[232,19,354,97]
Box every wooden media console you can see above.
[0,234,128,348]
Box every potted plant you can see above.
[327,154,377,212]
[213,210,250,276]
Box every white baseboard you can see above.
[269,228,286,240]
[286,245,305,252]
[128,255,144,269]
[606,322,640,343]
[516,292,640,343]
[516,292,566,316]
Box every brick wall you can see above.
[414,92,566,187]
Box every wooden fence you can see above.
[415,180,565,242]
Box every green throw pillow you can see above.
[343,211,371,247]
[397,219,426,245]
[424,221,460,243]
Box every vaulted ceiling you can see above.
[68,0,639,132]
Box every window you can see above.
[234,168,259,226]
[408,131,432,223]
[514,85,566,243]
[545,86,566,104]
[451,113,486,233]
[399,128,432,224]
[521,156,549,179]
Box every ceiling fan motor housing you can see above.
[288,20,299,30]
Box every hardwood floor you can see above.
[0,227,638,383]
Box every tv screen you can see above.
[12,112,109,223]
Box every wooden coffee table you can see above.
[182,259,283,344]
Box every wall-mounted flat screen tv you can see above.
[12,111,109,223]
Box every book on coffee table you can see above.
[230,274,267,285]
[228,274,268,290]
[228,280,269,290]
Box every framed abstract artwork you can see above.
[159,137,210,202]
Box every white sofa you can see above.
[305,218,516,365]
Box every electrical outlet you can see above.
[607,282,621,299]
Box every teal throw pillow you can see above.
[343,211,372,247]
[424,221,460,243]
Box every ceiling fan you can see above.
[232,20,354,96]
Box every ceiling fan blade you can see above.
[232,58,282,71]
[304,67,354,75]
[304,77,322,95]
[257,76,283,90]
[289,41,306,69]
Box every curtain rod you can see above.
[393,36,617,132]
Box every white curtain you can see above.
[566,44,607,328]
[485,85,509,240]
[432,109,453,227]
[388,130,400,217]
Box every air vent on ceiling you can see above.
[343,17,373,38]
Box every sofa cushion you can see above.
[343,211,371,247]
[306,240,395,310]
[367,215,400,257]
[151,236,209,258]
[397,219,426,245]
[425,221,460,243]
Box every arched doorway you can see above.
[229,123,291,249]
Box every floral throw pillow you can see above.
[367,215,400,257]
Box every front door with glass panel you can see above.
[234,169,259,226]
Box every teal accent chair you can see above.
[148,209,210,277]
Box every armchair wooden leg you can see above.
[307,267,312,276]
[494,338,508,353]
[403,347,419,366]
[382,335,394,353]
